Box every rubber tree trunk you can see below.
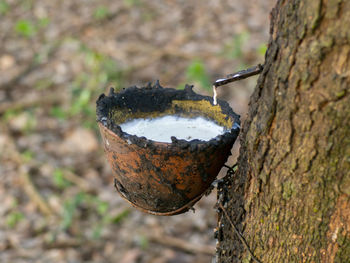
[217,0,350,262]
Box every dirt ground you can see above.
[0,0,274,262]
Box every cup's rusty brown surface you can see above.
[96,82,240,215]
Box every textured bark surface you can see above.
[217,0,350,262]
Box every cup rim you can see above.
[96,81,240,149]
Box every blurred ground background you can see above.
[0,0,274,262]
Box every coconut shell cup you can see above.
[96,82,240,215]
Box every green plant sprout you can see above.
[185,59,211,91]
[94,6,109,20]
[0,0,9,15]
[53,169,72,189]
[15,19,36,37]
[6,211,24,228]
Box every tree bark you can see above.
[217,0,350,262]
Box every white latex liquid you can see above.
[120,116,225,143]
[213,85,218,105]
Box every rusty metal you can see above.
[213,64,263,87]
[96,82,240,215]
